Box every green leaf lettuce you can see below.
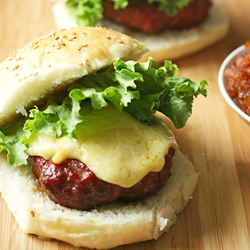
[0,58,207,166]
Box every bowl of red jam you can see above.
[218,42,250,124]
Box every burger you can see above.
[0,27,207,249]
[52,0,229,61]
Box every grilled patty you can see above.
[103,0,212,34]
[29,147,175,210]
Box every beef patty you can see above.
[103,0,212,34]
[29,147,175,210]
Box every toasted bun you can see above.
[0,150,198,249]
[52,1,229,62]
[0,27,146,124]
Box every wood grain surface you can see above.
[0,0,250,249]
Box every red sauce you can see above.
[224,41,250,115]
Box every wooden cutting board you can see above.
[1,0,250,249]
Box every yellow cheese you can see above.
[27,105,177,188]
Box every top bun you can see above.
[0,27,147,124]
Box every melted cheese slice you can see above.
[27,105,177,188]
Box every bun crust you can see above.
[0,27,146,124]
[0,150,198,249]
[52,2,229,62]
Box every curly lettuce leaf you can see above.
[111,0,129,9]
[65,0,194,26]
[0,117,28,166]
[0,58,207,166]
[65,0,103,26]
[26,58,206,136]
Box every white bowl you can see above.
[218,44,250,124]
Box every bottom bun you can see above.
[0,150,198,249]
[52,2,229,62]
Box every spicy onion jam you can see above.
[224,41,250,116]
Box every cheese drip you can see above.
[27,105,177,187]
